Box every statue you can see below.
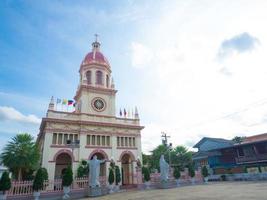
[160,155,169,182]
[88,155,106,187]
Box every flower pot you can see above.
[191,178,195,185]
[175,179,180,187]
[63,186,70,199]
[33,191,40,200]
[204,177,208,183]
[144,181,150,189]
[0,194,7,200]
[109,184,114,193]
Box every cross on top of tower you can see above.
[92,34,100,51]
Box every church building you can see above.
[37,37,144,186]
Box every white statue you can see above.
[160,155,169,182]
[88,155,106,187]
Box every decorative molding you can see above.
[118,150,136,161]
[117,147,138,150]
[88,149,109,160]
[53,149,78,162]
[85,145,112,149]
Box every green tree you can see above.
[62,166,73,187]
[108,168,114,185]
[188,165,195,178]
[173,167,181,180]
[0,133,40,180]
[115,166,121,185]
[0,171,11,194]
[40,168,48,180]
[142,167,150,182]
[148,144,193,171]
[232,136,246,144]
[201,166,209,178]
[77,160,89,178]
[33,168,45,192]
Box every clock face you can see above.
[92,98,105,111]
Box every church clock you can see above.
[92,97,106,112]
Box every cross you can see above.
[94,34,99,42]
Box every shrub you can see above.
[201,166,209,178]
[173,167,181,180]
[108,168,114,185]
[115,166,121,185]
[62,166,73,187]
[33,168,45,192]
[221,174,226,181]
[41,168,48,180]
[0,171,11,194]
[77,160,89,178]
[188,166,195,178]
[142,167,150,182]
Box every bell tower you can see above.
[74,35,117,116]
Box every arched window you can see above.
[96,71,103,85]
[86,71,92,84]
[106,75,109,88]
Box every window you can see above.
[121,137,124,147]
[92,135,95,145]
[106,75,109,87]
[101,136,105,146]
[96,71,103,85]
[133,137,136,147]
[52,133,57,144]
[106,136,110,146]
[125,137,128,146]
[69,134,74,142]
[97,135,100,145]
[86,71,92,84]
[87,135,90,145]
[117,137,120,146]
[63,134,68,144]
[129,138,132,147]
[58,133,63,145]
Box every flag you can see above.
[124,108,127,117]
[62,99,67,105]
[119,109,122,116]
[68,100,74,105]
[56,98,61,104]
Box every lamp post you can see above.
[66,139,80,160]
[161,132,172,167]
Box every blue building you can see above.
[193,134,267,174]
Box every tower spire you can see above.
[92,33,100,52]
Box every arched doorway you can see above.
[55,153,72,179]
[90,153,106,177]
[121,154,134,185]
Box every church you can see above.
[36,37,144,186]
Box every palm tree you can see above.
[0,133,40,180]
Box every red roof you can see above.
[81,51,110,66]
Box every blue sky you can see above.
[1,0,267,153]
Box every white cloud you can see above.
[0,106,41,125]
[131,42,153,69]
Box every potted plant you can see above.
[201,166,209,183]
[0,171,11,200]
[173,167,181,186]
[114,166,121,192]
[62,166,73,199]
[33,168,45,200]
[188,166,195,185]
[142,167,150,189]
[108,168,115,193]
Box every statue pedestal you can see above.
[87,186,108,197]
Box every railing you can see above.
[236,153,267,164]
[7,176,106,198]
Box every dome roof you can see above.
[81,51,110,67]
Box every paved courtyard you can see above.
[81,181,267,200]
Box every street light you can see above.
[66,139,80,160]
